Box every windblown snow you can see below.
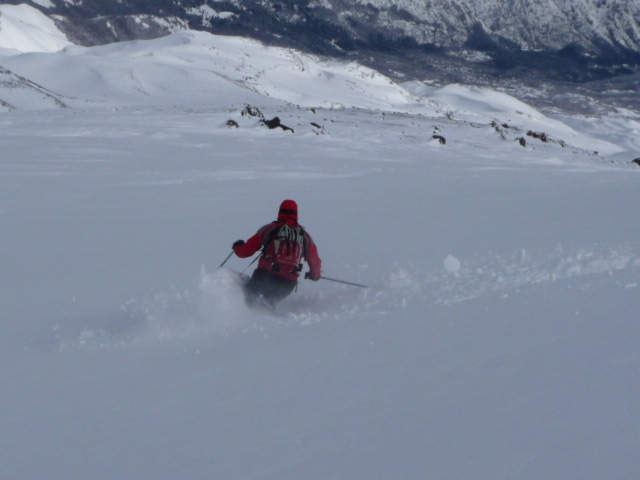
[1,4,639,480]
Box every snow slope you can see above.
[0,65,68,111]
[0,4,71,110]
[0,3,72,54]
[2,29,415,111]
[1,16,640,480]
[3,27,632,158]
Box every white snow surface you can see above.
[2,29,415,112]
[0,3,72,53]
[1,16,640,480]
[31,0,56,8]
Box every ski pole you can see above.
[318,275,370,288]
[219,250,234,268]
[241,254,261,274]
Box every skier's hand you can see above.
[233,239,245,250]
[305,271,320,281]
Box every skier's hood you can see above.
[277,199,298,225]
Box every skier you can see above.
[232,199,322,307]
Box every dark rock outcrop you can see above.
[527,130,549,142]
[263,117,294,133]
[241,105,264,119]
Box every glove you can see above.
[232,239,245,250]
[305,271,320,281]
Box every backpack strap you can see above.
[260,221,283,257]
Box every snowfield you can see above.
[1,7,639,480]
[0,3,71,54]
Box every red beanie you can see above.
[278,199,298,222]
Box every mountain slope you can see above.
[3,26,636,162]
[1,30,419,111]
[0,3,72,53]
[1,14,640,480]
[0,65,67,110]
[13,0,640,72]
[1,91,639,480]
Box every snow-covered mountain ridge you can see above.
[6,0,640,78]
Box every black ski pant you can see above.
[244,268,297,306]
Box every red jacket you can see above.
[234,215,321,281]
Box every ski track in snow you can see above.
[55,244,640,351]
